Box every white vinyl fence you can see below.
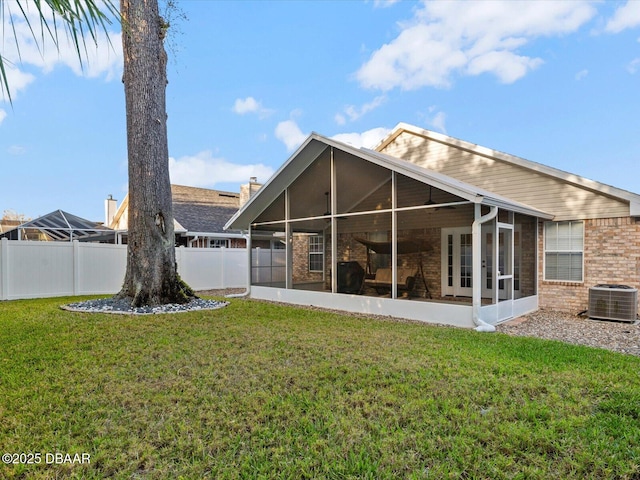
[0,238,249,301]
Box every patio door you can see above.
[482,224,515,321]
[481,225,509,300]
[442,227,473,297]
[442,226,514,309]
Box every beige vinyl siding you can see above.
[381,133,629,221]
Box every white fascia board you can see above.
[182,231,246,238]
[173,219,186,233]
[482,196,554,220]
[225,134,329,231]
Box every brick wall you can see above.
[538,217,640,314]
[330,229,441,297]
[517,216,537,298]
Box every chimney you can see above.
[240,177,262,207]
[105,194,117,227]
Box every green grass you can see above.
[1,296,640,479]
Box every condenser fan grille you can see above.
[588,284,638,322]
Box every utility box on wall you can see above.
[588,284,638,322]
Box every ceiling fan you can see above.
[424,185,455,210]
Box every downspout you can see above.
[225,227,252,298]
[472,204,498,332]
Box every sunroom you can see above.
[225,134,552,329]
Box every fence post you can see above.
[176,246,184,278]
[1,238,8,300]
[220,247,226,288]
[73,240,80,296]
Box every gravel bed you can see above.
[497,309,640,357]
[62,297,229,315]
[197,288,247,297]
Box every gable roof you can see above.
[225,133,552,231]
[0,209,114,241]
[377,123,640,217]
[110,185,242,235]
[171,185,240,234]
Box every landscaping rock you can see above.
[62,297,229,315]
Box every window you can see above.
[272,239,286,249]
[308,235,323,272]
[209,239,229,248]
[544,221,583,282]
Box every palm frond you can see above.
[0,0,120,105]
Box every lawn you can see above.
[1,296,640,479]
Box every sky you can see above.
[1,0,640,223]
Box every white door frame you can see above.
[442,221,516,322]
[441,227,473,297]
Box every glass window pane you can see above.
[545,222,557,250]
[544,221,583,281]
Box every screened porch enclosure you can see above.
[246,143,539,325]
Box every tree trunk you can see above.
[117,0,191,306]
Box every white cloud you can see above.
[429,111,447,134]
[334,113,347,126]
[575,69,589,80]
[233,97,260,114]
[419,106,447,134]
[332,127,391,149]
[0,62,36,102]
[605,1,640,33]
[1,2,122,102]
[8,145,26,155]
[628,58,640,74]
[169,151,274,188]
[337,95,387,123]
[356,0,595,90]
[373,0,401,8]
[0,109,6,124]
[467,50,544,84]
[275,119,308,152]
[232,96,273,118]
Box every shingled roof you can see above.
[171,185,241,234]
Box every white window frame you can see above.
[209,239,229,248]
[543,220,584,282]
[308,235,323,272]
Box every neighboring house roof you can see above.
[0,219,22,233]
[110,185,243,237]
[225,133,552,231]
[172,185,241,235]
[0,209,114,241]
[377,123,640,219]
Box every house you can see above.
[109,182,261,248]
[225,123,640,329]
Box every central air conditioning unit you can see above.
[588,284,638,322]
